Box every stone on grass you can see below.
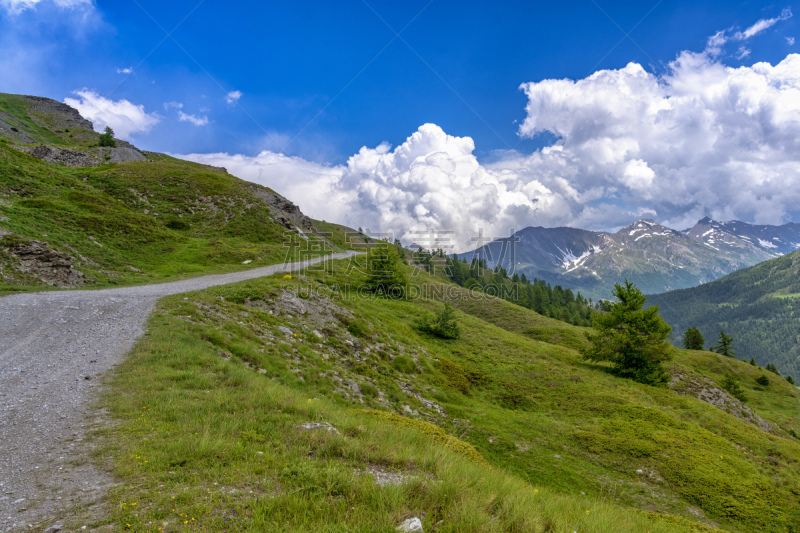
[298,422,339,434]
[397,517,423,532]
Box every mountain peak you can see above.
[698,216,714,224]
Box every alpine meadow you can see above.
[2,3,800,533]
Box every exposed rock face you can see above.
[246,184,315,233]
[669,371,772,432]
[21,95,95,131]
[27,144,147,167]
[1,237,85,287]
[30,145,95,167]
[93,146,148,164]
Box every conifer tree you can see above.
[711,330,736,358]
[682,326,705,350]
[582,281,673,385]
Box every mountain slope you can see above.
[0,94,344,293]
[467,218,799,300]
[648,250,800,379]
[2,91,800,531]
[97,259,800,532]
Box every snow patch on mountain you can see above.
[758,239,778,249]
[560,245,600,273]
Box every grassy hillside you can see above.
[4,92,800,532]
[648,251,800,379]
[91,259,800,532]
[0,140,338,293]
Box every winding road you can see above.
[0,252,358,531]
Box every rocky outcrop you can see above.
[30,145,95,167]
[27,144,147,167]
[1,236,85,287]
[93,146,147,164]
[21,95,95,132]
[246,184,315,234]
[669,371,772,432]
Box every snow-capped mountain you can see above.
[462,218,800,300]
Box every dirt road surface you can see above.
[0,252,358,531]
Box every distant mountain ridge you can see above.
[463,218,800,300]
[648,249,800,378]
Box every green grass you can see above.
[0,142,333,293]
[0,93,76,147]
[95,261,800,532]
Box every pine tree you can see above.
[682,326,705,350]
[710,330,736,358]
[364,245,409,298]
[582,281,673,385]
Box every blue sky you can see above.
[2,1,800,247]
[1,0,795,159]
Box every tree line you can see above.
[413,249,597,326]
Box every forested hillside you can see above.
[648,250,800,378]
[414,249,596,326]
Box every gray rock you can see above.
[2,237,85,287]
[298,422,339,434]
[278,326,293,335]
[30,145,94,167]
[397,517,424,532]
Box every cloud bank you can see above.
[64,89,160,140]
[179,15,800,250]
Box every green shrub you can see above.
[359,382,378,398]
[363,244,409,298]
[346,320,369,338]
[436,357,470,394]
[417,302,461,339]
[756,374,770,387]
[722,375,747,402]
[165,219,190,230]
[98,126,116,147]
[393,355,417,373]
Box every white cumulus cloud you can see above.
[516,50,800,229]
[64,89,160,140]
[116,67,133,75]
[180,124,569,250]
[178,111,209,126]
[179,150,348,224]
[225,90,242,104]
[179,15,800,249]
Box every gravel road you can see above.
[0,252,358,531]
